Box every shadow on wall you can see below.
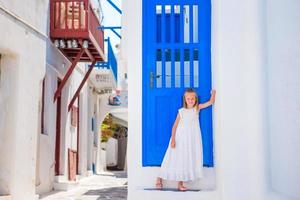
[0,52,20,195]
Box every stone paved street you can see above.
[39,171,127,200]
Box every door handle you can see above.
[150,72,161,88]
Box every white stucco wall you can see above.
[63,64,87,176]
[212,0,267,199]
[35,64,60,194]
[106,138,118,166]
[78,84,89,176]
[124,0,300,200]
[0,1,47,199]
[266,0,300,199]
[36,40,94,194]
[35,40,72,194]
[0,0,48,35]
[87,89,95,171]
[0,50,19,196]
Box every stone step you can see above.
[0,196,11,200]
[132,188,218,200]
[53,181,79,191]
[53,175,79,191]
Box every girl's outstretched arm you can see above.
[198,90,216,110]
[170,113,180,148]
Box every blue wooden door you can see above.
[142,0,213,167]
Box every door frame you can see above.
[76,95,80,174]
[142,0,214,167]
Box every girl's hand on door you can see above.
[171,139,176,148]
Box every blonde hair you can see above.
[183,88,198,108]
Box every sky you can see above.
[99,0,122,54]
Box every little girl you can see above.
[156,88,216,191]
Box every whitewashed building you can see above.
[34,0,118,195]
[122,0,300,200]
[0,0,119,199]
[0,0,48,199]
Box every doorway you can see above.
[142,0,214,167]
[55,79,62,175]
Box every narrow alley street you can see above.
[39,172,127,200]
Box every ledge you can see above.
[0,195,11,200]
[131,188,219,200]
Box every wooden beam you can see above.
[84,48,95,62]
[79,40,95,62]
[68,61,96,111]
[53,48,85,102]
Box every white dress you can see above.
[158,107,203,181]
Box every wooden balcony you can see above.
[50,0,104,61]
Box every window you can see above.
[71,106,78,127]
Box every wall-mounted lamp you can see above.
[82,40,89,49]
[54,39,60,48]
[67,40,72,49]
[59,39,66,48]
[72,39,78,48]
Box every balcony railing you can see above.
[91,37,118,90]
[50,0,104,61]
[106,37,118,82]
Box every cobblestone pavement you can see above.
[39,171,127,200]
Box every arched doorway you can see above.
[101,112,128,171]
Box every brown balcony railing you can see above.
[50,0,104,61]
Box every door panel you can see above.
[68,149,77,181]
[142,0,213,167]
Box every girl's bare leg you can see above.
[178,181,187,191]
[156,177,163,189]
